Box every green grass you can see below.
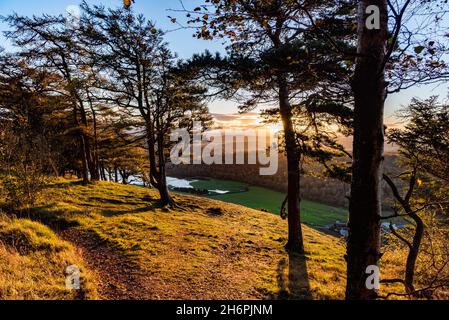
[190,178,401,227]
[191,178,249,194]
[0,179,406,299]
[191,179,348,226]
[0,215,97,300]
[29,179,351,299]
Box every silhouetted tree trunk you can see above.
[120,170,129,185]
[88,94,101,181]
[278,74,304,254]
[78,99,99,181]
[403,208,424,295]
[346,0,388,300]
[72,101,89,184]
[383,172,424,295]
[157,174,172,206]
[79,136,90,184]
[100,164,107,181]
[146,128,173,207]
[157,131,174,207]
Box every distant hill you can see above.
[167,155,401,210]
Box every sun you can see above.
[255,117,282,134]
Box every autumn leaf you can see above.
[124,0,132,8]
[417,178,423,187]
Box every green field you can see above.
[190,178,348,227]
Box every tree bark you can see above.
[78,98,99,181]
[404,212,424,294]
[157,131,174,207]
[384,173,424,295]
[146,128,174,207]
[72,101,89,184]
[278,74,304,254]
[346,0,388,300]
[100,164,107,181]
[79,135,90,185]
[89,99,101,181]
[156,174,173,207]
[120,170,128,185]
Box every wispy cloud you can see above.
[212,112,399,154]
[212,113,265,130]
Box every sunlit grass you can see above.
[0,178,406,299]
[190,179,348,226]
[0,214,97,300]
[32,179,349,299]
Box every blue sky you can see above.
[0,0,447,118]
[0,0,225,58]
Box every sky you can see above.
[0,0,448,124]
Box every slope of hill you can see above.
[1,179,398,300]
[0,215,97,300]
[167,155,401,210]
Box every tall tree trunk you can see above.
[156,173,173,206]
[90,102,101,181]
[157,131,174,207]
[278,74,304,254]
[146,123,174,207]
[120,170,128,185]
[404,212,424,294]
[78,100,99,181]
[79,135,90,185]
[72,101,89,184]
[100,164,107,181]
[346,0,388,300]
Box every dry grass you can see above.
[0,178,411,300]
[0,215,98,300]
[31,179,348,299]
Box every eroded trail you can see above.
[32,181,348,300]
[60,227,257,300]
[61,229,154,300]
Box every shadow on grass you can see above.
[276,252,312,300]
[101,205,159,217]
[11,204,82,232]
[41,180,162,217]
[43,179,86,190]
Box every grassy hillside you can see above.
[0,215,97,300]
[190,178,398,227]
[0,179,406,300]
[191,178,348,226]
[25,179,348,299]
